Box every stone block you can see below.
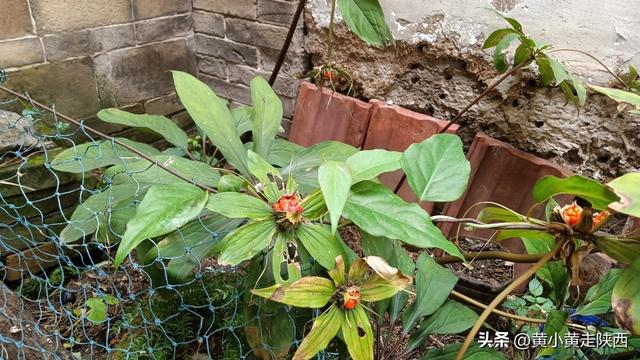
[0,37,44,68]
[43,24,136,62]
[135,14,192,44]
[198,55,227,79]
[30,0,132,33]
[2,58,100,118]
[201,75,252,105]
[0,0,33,39]
[225,18,289,50]
[94,39,196,107]
[226,63,299,97]
[193,11,225,37]
[258,0,298,26]
[258,47,309,74]
[363,100,457,212]
[133,0,192,20]
[196,34,258,66]
[144,93,183,115]
[289,82,372,148]
[193,0,257,19]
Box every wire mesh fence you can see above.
[0,81,315,360]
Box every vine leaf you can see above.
[337,0,394,47]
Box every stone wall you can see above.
[192,0,308,125]
[305,0,640,181]
[0,0,196,138]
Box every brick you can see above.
[135,14,192,44]
[30,0,132,33]
[196,34,258,66]
[363,100,458,212]
[201,75,252,105]
[144,93,183,115]
[439,133,571,285]
[94,39,196,107]
[43,24,136,61]
[0,0,33,39]
[226,18,289,50]
[193,11,225,37]
[1,58,100,118]
[0,37,44,68]
[289,82,372,148]
[133,0,192,20]
[198,55,227,78]
[193,0,257,19]
[258,0,298,26]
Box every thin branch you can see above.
[327,0,338,64]
[269,0,307,85]
[547,48,626,86]
[450,290,587,331]
[0,84,216,193]
[436,251,545,264]
[454,238,564,360]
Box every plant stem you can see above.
[436,251,545,264]
[440,61,528,133]
[547,48,626,86]
[0,85,217,193]
[327,0,337,65]
[450,290,586,331]
[454,238,564,360]
[393,61,528,193]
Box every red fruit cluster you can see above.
[272,194,303,214]
[343,286,361,310]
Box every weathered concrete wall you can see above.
[306,0,640,180]
[192,0,308,123]
[0,0,195,129]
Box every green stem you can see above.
[547,48,626,87]
[454,237,564,360]
[436,251,545,264]
[327,0,337,65]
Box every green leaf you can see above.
[593,236,640,265]
[104,155,220,187]
[296,223,346,270]
[493,32,519,73]
[501,15,523,33]
[231,105,253,136]
[248,150,281,202]
[477,207,526,224]
[251,277,335,308]
[343,181,463,257]
[529,277,543,297]
[282,141,358,194]
[217,174,245,192]
[60,183,144,243]
[300,190,327,220]
[402,134,470,202]
[402,253,458,333]
[612,257,640,335]
[576,268,622,315]
[548,58,569,84]
[218,220,277,266]
[148,215,243,280]
[267,139,304,167]
[539,310,569,356]
[346,149,402,184]
[423,342,506,360]
[407,300,478,352]
[568,73,587,106]
[590,85,640,107]
[513,43,533,66]
[97,108,189,151]
[608,173,640,217]
[293,305,342,360]
[341,305,374,360]
[51,138,160,173]
[533,175,620,210]
[172,71,250,176]
[360,265,411,302]
[250,76,283,158]
[113,183,208,268]
[483,28,517,49]
[206,192,273,219]
[318,161,352,233]
[85,297,108,324]
[536,55,555,86]
[337,0,393,47]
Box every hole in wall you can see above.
[439,93,447,99]
[597,154,610,163]
[534,120,544,128]
[512,99,520,107]
[564,149,581,163]
[411,76,420,84]
[426,105,435,116]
